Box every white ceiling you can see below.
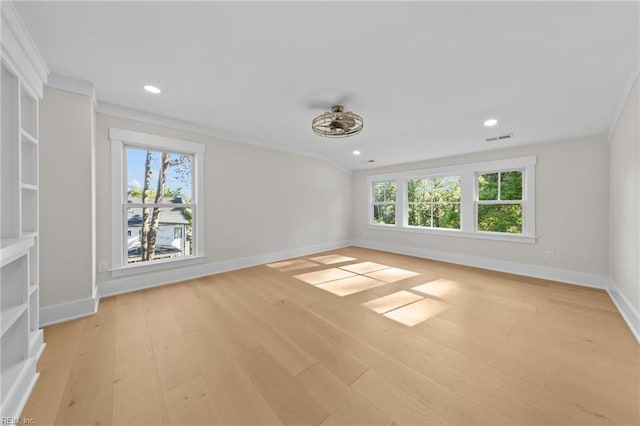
[15,1,639,170]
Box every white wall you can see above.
[39,87,95,308]
[352,135,610,284]
[609,76,640,338]
[95,114,352,290]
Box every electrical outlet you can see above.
[545,251,555,260]
[98,262,108,272]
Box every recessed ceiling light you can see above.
[484,118,498,127]
[353,150,361,156]
[144,85,161,94]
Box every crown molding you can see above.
[1,1,49,98]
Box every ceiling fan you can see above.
[312,105,364,138]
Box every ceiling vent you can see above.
[485,133,513,142]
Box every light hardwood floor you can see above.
[22,247,639,425]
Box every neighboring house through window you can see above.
[110,128,205,275]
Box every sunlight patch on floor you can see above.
[309,254,357,265]
[361,290,424,314]
[412,279,459,298]
[294,268,357,285]
[315,276,386,297]
[266,259,320,272]
[383,298,448,327]
[339,262,390,275]
[365,267,420,283]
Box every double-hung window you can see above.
[372,180,396,225]
[476,170,523,234]
[407,176,461,229]
[367,156,536,242]
[110,129,205,275]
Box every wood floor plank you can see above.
[184,327,283,425]
[20,362,72,426]
[236,345,328,425]
[162,376,225,426]
[351,369,452,426]
[37,318,84,371]
[223,280,370,385]
[296,363,394,426]
[112,349,169,425]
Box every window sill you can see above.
[367,224,536,244]
[110,255,206,277]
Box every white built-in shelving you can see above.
[1,1,48,419]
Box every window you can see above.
[372,181,396,225]
[110,129,205,275]
[407,176,461,229]
[477,170,523,233]
[366,156,536,243]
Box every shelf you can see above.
[0,235,35,265]
[1,254,27,311]
[21,188,37,234]
[1,358,28,404]
[1,303,28,336]
[21,139,37,186]
[1,312,28,403]
[20,183,38,191]
[20,128,37,145]
[20,87,37,139]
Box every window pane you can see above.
[432,176,461,203]
[408,203,431,227]
[127,206,192,263]
[373,204,395,225]
[500,170,522,200]
[478,172,499,200]
[126,147,193,203]
[407,179,429,203]
[373,181,396,203]
[477,204,522,233]
[433,203,460,229]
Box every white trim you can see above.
[607,279,640,344]
[350,239,608,289]
[39,296,99,327]
[109,128,205,154]
[366,156,536,182]
[0,357,38,420]
[110,254,205,277]
[99,240,351,298]
[46,73,96,99]
[367,224,536,244]
[0,1,48,98]
[97,102,352,175]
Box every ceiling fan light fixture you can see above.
[312,105,363,138]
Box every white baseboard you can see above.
[98,240,351,298]
[349,239,609,289]
[39,296,99,327]
[607,280,640,344]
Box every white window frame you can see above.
[371,180,398,226]
[110,128,205,276]
[366,156,536,243]
[406,175,462,230]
